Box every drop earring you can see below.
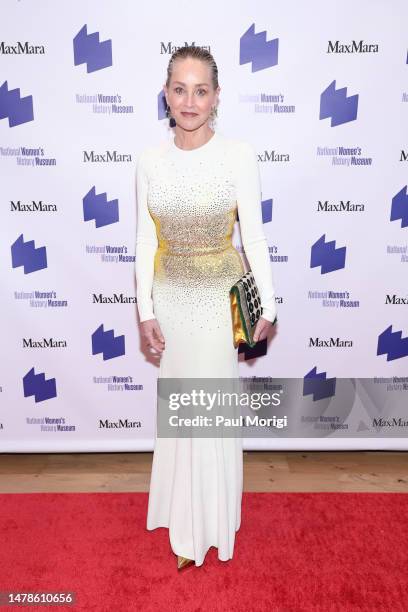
[166,103,176,128]
[210,105,218,128]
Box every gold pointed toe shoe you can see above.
[177,555,195,570]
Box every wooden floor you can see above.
[0,451,407,493]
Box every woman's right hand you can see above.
[140,318,165,354]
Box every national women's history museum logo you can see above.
[308,235,359,312]
[238,23,296,118]
[0,83,56,164]
[14,290,68,310]
[391,186,408,228]
[75,92,134,115]
[2,145,57,166]
[92,324,125,360]
[83,186,119,228]
[11,234,47,274]
[386,185,408,264]
[73,24,112,73]
[319,80,359,127]
[22,367,78,430]
[310,234,346,274]
[239,23,278,72]
[0,80,33,127]
[73,25,136,115]
[317,81,373,166]
[303,367,336,402]
[93,376,144,396]
[23,367,57,403]
[316,144,373,166]
[377,326,408,362]
[307,287,360,311]
[11,236,69,309]
[85,243,134,264]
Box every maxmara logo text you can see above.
[0,41,45,54]
[82,150,132,163]
[326,40,379,54]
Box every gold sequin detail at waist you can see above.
[157,240,232,256]
[149,208,244,285]
[153,245,244,286]
[150,209,236,254]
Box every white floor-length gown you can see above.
[135,130,277,566]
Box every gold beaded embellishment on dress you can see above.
[150,208,244,286]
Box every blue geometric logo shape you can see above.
[73,25,112,73]
[377,325,408,361]
[11,234,47,274]
[390,185,408,228]
[0,80,34,127]
[83,186,119,227]
[92,324,125,360]
[303,367,336,401]
[311,234,346,274]
[158,90,167,120]
[320,80,358,127]
[23,367,57,403]
[240,23,279,72]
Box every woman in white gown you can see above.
[135,46,277,569]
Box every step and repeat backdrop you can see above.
[1,0,407,452]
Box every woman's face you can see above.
[164,57,219,132]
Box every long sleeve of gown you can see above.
[135,150,158,322]
[235,141,277,323]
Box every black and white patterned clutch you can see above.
[229,269,264,348]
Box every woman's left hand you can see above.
[253,317,273,343]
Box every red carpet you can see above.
[0,492,407,611]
